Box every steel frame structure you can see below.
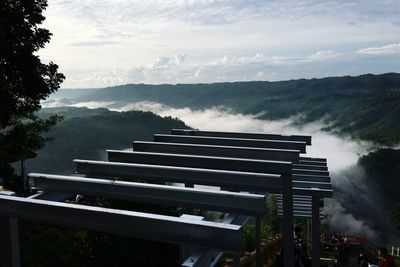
[0,128,333,267]
[169,129,332,267]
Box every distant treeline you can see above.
[26,107,189,174]
[55,73,400,144]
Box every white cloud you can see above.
[70,101,115,109]
[358,43,400,55]
[324,199,377,239]
[308,50,335,59]
[59,45,400,88]
[210,53,264,65]
[174,53,187,64]
[147,56,171,69]
[47,0,400,27]
[39,0,400,88]
[114,101,373,171]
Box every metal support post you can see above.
[184,183,194,214]
[311,196,321,267]
[21,160,27,194]
[307,219,310,247]
[233,253,241,267]
[0,216,20,267]
[256,217,262,267]
[282,175,294,267]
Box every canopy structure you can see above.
[0,129,333,267]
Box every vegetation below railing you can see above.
[223,235,283,267]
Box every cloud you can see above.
[174,53,187,64]
[358,43,400,55]
[40,0,400,88]
[326,165,400,244]
[60,47,400,88]
[57,44,400,88]
[324,199,378,239]
[70,41,119,47]
[48,0,400,27]
[147,56,171,69]
[114,101,373,171]
[210,53,264,65]
[70,101,115,109]
[309,50,335,59]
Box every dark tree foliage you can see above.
[0,0,64,190]
[390,204,400,232]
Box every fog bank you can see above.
[43,99,398,243]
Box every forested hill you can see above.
[51,73,400,144]
[26,107,189,174]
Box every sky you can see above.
[39,0,400,88]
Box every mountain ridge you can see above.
[48,73,400,144]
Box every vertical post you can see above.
[282,174,294,267]
[21,160,27,194]
[306,219,310,246]
[0,216,20,267]
[179,246,186,263]
[233,253,241,267]
[256,217,261,267]
[185,183,194,214]
[311,196,320,267]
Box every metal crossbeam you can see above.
[107,150,332,199]
[292,187,332,197]
[29,173,267,216]
[0,195,243,253]
[277,211,324,219]
[292,164,328,171]
[133,141,300,162]
[107,150,332,196]
[299,160,327,167]
[276,195,325,208]
[292,169,329,176]
[277,203,313,211]
[276,198,321,205]
[299,157,326,162]
[292,174,330,183]
[292,181,332,190]
[171,129,312,145]
[74,160,282,192]
[107,150,292,175]
[154,134,307,153]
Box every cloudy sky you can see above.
[39,0,400,88]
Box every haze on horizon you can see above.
[40,0,400,89]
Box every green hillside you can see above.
[26,107,189,174]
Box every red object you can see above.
[354,236,368,244]
[378,254,397,267]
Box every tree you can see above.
[0,0,64,191]
[390,203,400,232]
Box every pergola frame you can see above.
[168,129,332,267]
[0,129,333,267]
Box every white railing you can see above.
[391,246,400,257]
